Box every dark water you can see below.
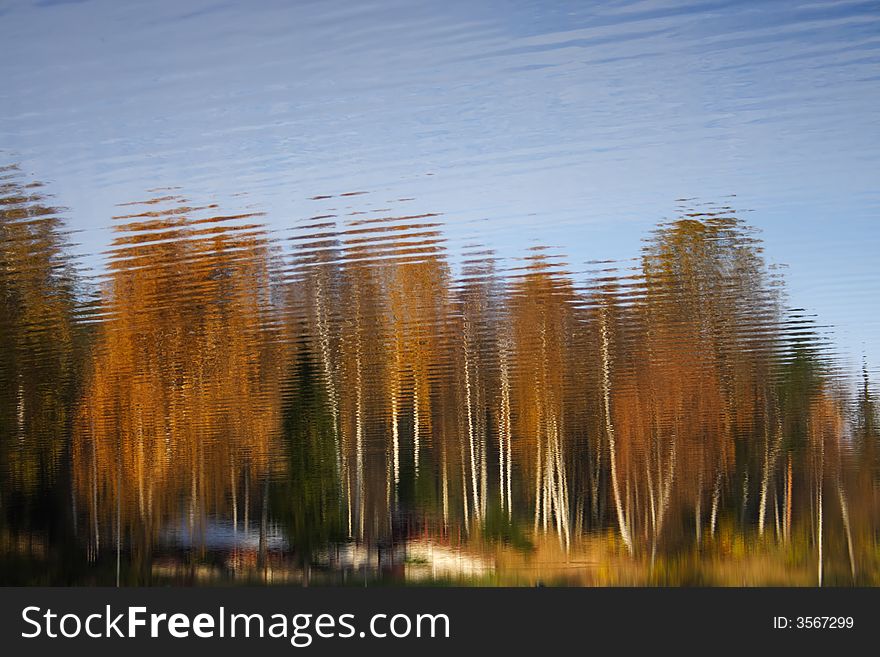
[1,0,879,586]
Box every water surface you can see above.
[1,0,879,585]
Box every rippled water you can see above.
[1,0,879,585]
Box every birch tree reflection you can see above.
[72,195,282,576]
[3,178,879,585]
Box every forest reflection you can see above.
[2,163,878,585]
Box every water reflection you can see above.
[71,194,283,580]
[1,165,879,586]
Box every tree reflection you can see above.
[2,176,879,585]
[72,194,282,580]
[0,164,85,582]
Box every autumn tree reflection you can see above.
[72,195,282,577]
[0,164,86,581]
[4,177,879,585]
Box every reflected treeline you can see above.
[72,195,284,580]
[2,165,879,585]
[0,164,87,582]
